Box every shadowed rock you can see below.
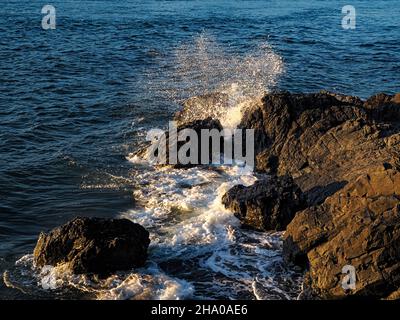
[132,115,224,168]
[33,217,150,275]
[222,175,306,231]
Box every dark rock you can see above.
[135,92,261,168]
[239,91,400,205]
[222,175,306,231]
[33,217,150,275]
[139,117,224,168]
[283,169,400,299]
[177,117,223,134]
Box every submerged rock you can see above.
[222,175,306,231]
[33,217,150,275]
[283,168,400,299]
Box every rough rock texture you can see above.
[222,175,306,231]
[134,117,224,168]
[219,91,400,299]
[33,217,150,275]
[174,92,230,126]
[239,91,400,205]
[283,168,400,299]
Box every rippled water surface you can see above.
[0,0,399,299]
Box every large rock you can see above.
[222,175,306,231]
[134,92,262,168]
[33,217,150,275]
[239,91,400,204]
[137,117,224,168]
[232,91,400,299]
[283,169,400,299]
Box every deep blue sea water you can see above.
[0,0,399,299]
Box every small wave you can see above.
[6,255,193,300]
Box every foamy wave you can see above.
[120,162,303,299]
[9,255,193,300]
[97,265,194,300]
[122,164,256,233]
[6,161,302,300]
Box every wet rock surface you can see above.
[239,91,400,205]
[221,91,400,299]
[222,175,306,231]
[134,117,224,168]
[33,217,150,275]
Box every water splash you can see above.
[170,32,284,102]
[147,32,284,128]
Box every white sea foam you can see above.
[11,255,193,300]
[95,34,299,298]
[118,160,302,299]
[7,141,301,301]
[145,32,284,130]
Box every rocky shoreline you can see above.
[228,91,400,299]
[33,91,400,300]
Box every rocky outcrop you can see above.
[133,90,400,299]
[283,168,400,299]
[134,117,224,168]
[33,217,150,275]
[239,91,400,205]
[222,175,306,231]
[218,91,400,299]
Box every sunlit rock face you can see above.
[230,91,400,299]
[239,91,400,205]
[284,169,400,299]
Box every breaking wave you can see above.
[147,32,284,128]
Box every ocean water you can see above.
[0,0,399,299]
